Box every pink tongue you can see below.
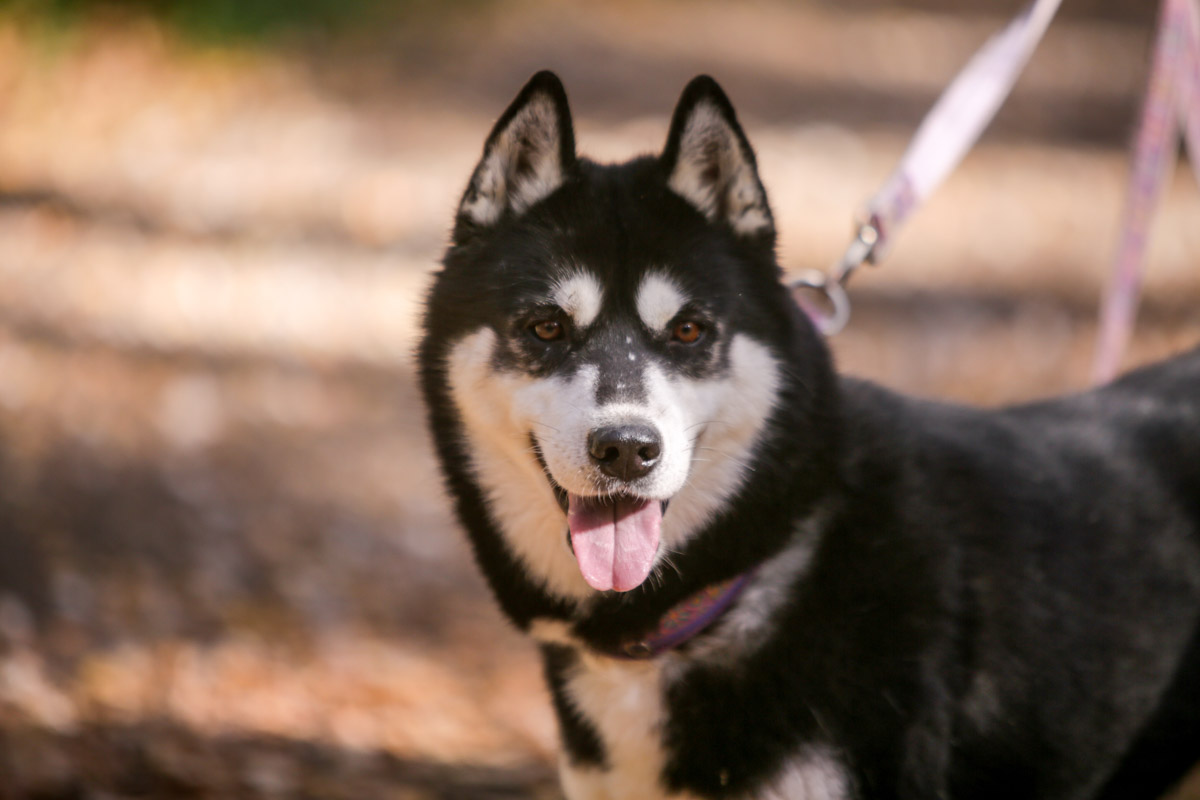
[567,495,662,592]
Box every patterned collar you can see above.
[609,570,757,660]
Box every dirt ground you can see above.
[0,1,1198,797]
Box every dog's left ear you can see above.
[457,70,576,230]
[661,76,773,239]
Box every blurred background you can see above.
[0,0,1197,797]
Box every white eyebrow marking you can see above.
[551,270,603,328]
[636,272,686,332]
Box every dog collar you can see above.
[610,569,757,660]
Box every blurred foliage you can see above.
[0,0,459,44]
[0,0,1155,48]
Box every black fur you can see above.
[542,644,609,769]
[419,72,1200,798]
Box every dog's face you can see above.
[424,73,812,600]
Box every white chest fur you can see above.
[557,651,851,800]
[559,653,694,800]
[757,750,853,800]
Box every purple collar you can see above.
[608,570,757,660]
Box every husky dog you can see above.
[418,71,1200,799]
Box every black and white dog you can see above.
[418,71,1200,799]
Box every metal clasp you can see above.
[831,220,880,286]
[790,220,880,337]
[622,640,653,659]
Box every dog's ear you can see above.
[457,71,576,230]
[661,76,773,239]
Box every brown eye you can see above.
[672,320,704,344]
[532,320,564,341]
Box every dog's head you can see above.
[422,72,830,603]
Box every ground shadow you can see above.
[0,718,559,800]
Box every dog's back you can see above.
[834,347,1200,798]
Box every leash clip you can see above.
[791,220,879,337]
[832,219,881,286]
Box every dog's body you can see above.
[419,72,1200,799]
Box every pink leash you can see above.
[794,0,1064,335]
[795,0,1200,385]
[1092,0,1200,384]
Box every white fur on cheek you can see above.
[553,270,603,328]
[446,328,593,599]
[636,272,686,332]
[658,334,781,550]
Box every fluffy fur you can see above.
[419,70,1200,799]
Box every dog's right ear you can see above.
[661,76,773,239]
[456,71,576,232]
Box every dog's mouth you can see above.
[532,437,666,593]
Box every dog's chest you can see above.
[560,655,684,800]
[559,653,852,800]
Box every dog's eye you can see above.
[531,320,564,342]
[671,320,704,344]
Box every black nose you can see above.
[587,424,662,481]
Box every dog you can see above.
[418,71,1200,799]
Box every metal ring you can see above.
[790,269,852,337]
[622,641,653,659]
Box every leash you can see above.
[793,0,1063,335]
[1092,0,1200,384]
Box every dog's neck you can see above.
[593,569,759,660]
